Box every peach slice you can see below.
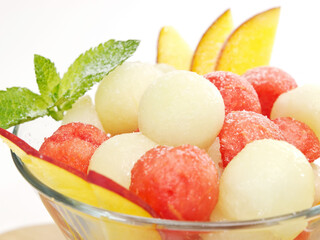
[215,7,280,75]
[0,128,157,218]
[190,9,233,75]
[156,26,193,70]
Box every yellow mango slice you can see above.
[215,7,280,75]
[157,26,193,70]
[191,9,233,75]
[0,128,155,218]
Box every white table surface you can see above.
[0,0,320,234]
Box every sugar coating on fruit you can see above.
[154,63,175,73]
[138,70,225,149]
[95,62,162,135]
[89,132,157,189]
[311,163,320,206]
[39,122,109,174]
[271,84,320,142]
[219,111,284,167]
[218,139,314,221]
[242,66,297,117]
[204,71,261,115]
[62,95,104,130]
[130,145,219,221]
[273,117,320,162]
[207,138,223,178]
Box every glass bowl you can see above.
[10,117,320,240]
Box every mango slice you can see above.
[157,26,193,70]
[215,7,280,75]
[191,9,233,75]
[0,128,156,218]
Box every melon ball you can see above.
[154,63,175,73]
[138,70,225,149]
[271,84,320,141]
[217,139,314,238]
[95,62,162,135]
[39,122,109,175]
[130,145,219,221]
[242,66,297,117]
[88,132,157,189]
[204,71,261,115]
[207,138,223,178]
[206,204,294,240]
[202,229,276,240]
[62,95,104,130]
[311,162,320,205]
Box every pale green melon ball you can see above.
[202,229,276,240]
[218,139,314,239]
[311,162,320,205]
[206,202,293,240]
[62,95,104,130]
[271,84,320,140]
[138,70,225,149]
[154,63,175,73]
[88,132,157,189]
[95,62,162,135]
[207,138,223,178]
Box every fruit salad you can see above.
[1,6,320,240]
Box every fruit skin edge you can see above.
[0,127,158,219]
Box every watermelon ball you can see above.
[130,145,219,221]
[39,122,109,175]
[242,66,297,117]
[272,117,320,162]
[204,71,261,115]
[219,111,284,167]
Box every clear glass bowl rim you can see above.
[11,124,320,232]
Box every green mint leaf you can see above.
[57,39,140,113]
[34,54,61,105]
[0,39,140,128]
[0,87,49,129]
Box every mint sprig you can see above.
[0,39,140,129]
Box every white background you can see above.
[0,0,320,234]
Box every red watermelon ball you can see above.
[219,111,285,167]
[204,71,261,115]
[39,122,109,175]
[242,66,297,117]
[129,145,219,221]
[272,117,320,162]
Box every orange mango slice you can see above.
[0,128,156,218]
[191,9,233,75]
[215,7,280,75]
[157,26,193,70]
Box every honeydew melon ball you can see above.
[154,63,175,73]
[95,62,162,135]
[138,70,225,149]
[88,132,157,189]
[62,95,104,130]
[218,139,314,239]
[206,203,284,240]
[202,229,276,240]
[271,84,320,141]
[207,138,223,178]
[311,162,320,205]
